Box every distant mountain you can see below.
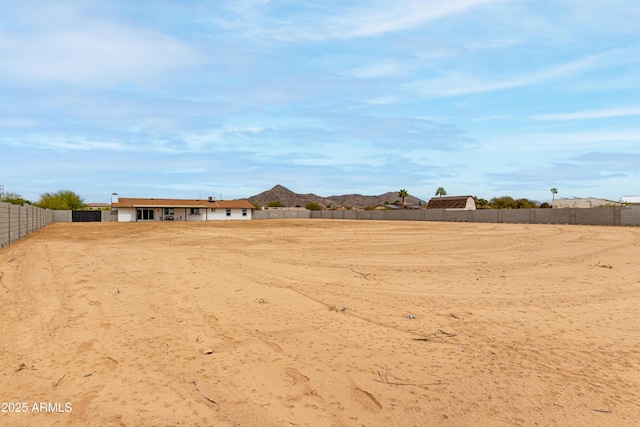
[328,192,425,208]
[248,185,426,208]
[248,185,333,208]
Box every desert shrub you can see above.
[475,198,488,207]
[37,190,85,210]
[1,192,31,206]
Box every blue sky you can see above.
[1,0,639,203]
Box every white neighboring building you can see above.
[620,196,640,205]
[112,197,255,222]
[552,197,622,208]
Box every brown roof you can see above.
[427,196,475,209]
[112,198,255,209]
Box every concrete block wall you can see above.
[108,205,640,226]
[501,209,531,224]
[424,210,446,221]
[471,209,499,223]
[445,210,473,222]
[101,210,118,222]
[369,210,389,221]
[534,208,571,224]
[404,210,422,221]
[621,206,640,226]
[343,210,358,220]
[0,202,53,248]
[574,207,620,226]
[75,204,637,226]
[52,210,72,222]
[253,209,311,220]
[303,206,640,226]
[48,209,118,222]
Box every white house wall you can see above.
[116,207,252,221]
[117,208,135,222]
[204,208,252,220]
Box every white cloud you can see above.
[361,96,400,105]
[224,0,510,41]
[0,118,39,128]
[465,38,522,52]
[485,130,640,151]
[415,53,602,96]
[325,0,509,39]
[0,9,201,84]
[42,138,131,151]
[345,63,401,79]
[0,134,137,152]
[531,107,640,121]
[166,168,208,175]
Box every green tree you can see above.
[266,200,285,208]
[489,196,517,209]
[1,192,31,206]
[515,198,539,209]
[397,189,409,209]
[489,196,539,209]
[550,187,558,203]
[37,190,86,210]
[305,202,323,210]
[435,187,447,197]
[475,198,488,207]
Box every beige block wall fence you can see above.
[0,202,53,248]
[2,204,639,249]
[50,210,118,223]
[254,206,640,226]
[1,206,117,248]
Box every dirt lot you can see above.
[1,220,639,426]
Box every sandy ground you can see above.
[1,220,639,426]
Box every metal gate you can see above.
[72,210,102,222]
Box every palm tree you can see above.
[398,189,409,209]
[435,187,447,197]
[550,187,558,203]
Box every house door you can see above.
[136,208,154,221]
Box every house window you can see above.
[242,209,247,216]
[226,209,231,217]
[190,208,200,215]
[164,208,174,215]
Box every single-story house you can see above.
[427,196,477,210]
[552,197,622,208]
[111,197,255,222]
